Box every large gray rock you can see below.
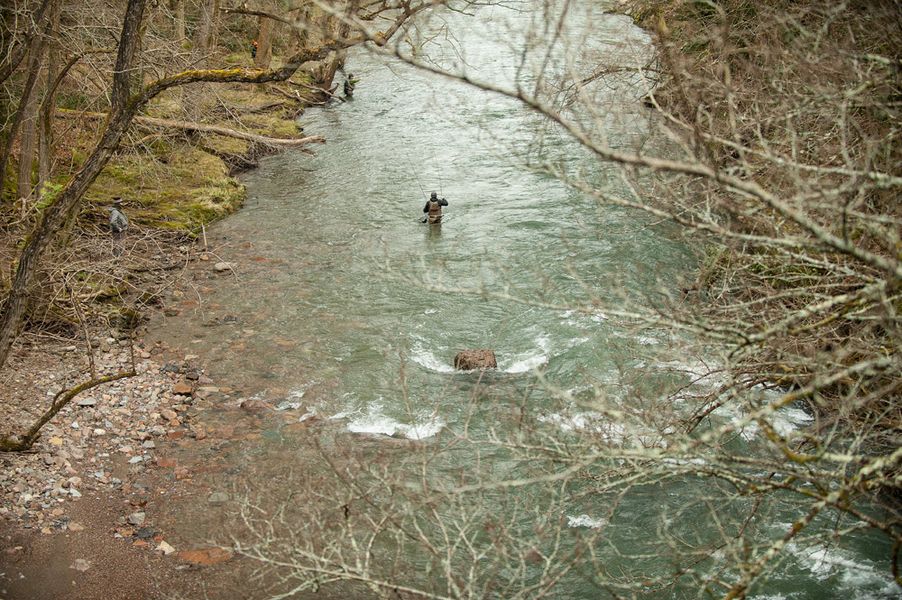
[453,350,497,370]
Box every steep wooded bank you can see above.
[626,1,900,463]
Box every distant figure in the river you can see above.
[343,73,359,98]
[422,191,448,224]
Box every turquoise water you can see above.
[150,3,897,598]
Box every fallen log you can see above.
[57,108,325,148]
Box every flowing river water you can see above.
[149,4,896,598]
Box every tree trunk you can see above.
[172,0,186,41]
[288,2,311,54]
[16,81,39,203]
[0,0,148,371]
[39,52,85,191]
[254,15,274,69]
[209,0,221,50]
[0,25,48,202]
[37,43,60,187]
[195,0,219,52]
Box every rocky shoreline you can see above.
[0,243,255,598]
[0,340,210,535]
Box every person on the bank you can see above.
[422,191,448,224]
[251,39,258,59]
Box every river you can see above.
[150,3,897,598]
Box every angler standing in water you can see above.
[343,73,359,98]
[422,191,448,224]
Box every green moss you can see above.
[223,53,247,65]
[86,147,245,233]
[242,113,301,138]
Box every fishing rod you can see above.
[414,174,428,201]
[413,175,430,222]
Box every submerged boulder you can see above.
[454,350,497,370]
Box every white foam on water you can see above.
[712,402,814,441]
[276,388,307,411]
[538,409,669,448]
[787,543,897,597]
[298,407,317,422]
[771,406,814,437]
[560,309,608,326]
[504,353,547,374]
[410,342,455,373]
[341,400,444,440]
[566,514,607,529]
[637,334,660,345]
[503,334,551,373]
[537,411,628,442]
[275,400,303,411]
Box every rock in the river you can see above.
[453,350,497,370]
[127,511,146,526]
[213,262,235,273]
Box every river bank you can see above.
[0,247,242,599]
[0,74,331,599]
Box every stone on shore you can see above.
[172,381,193,396]
[158,540,176,555]
[453,349,497,370]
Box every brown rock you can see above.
[172,382,193,396]
[453,349,498,370]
